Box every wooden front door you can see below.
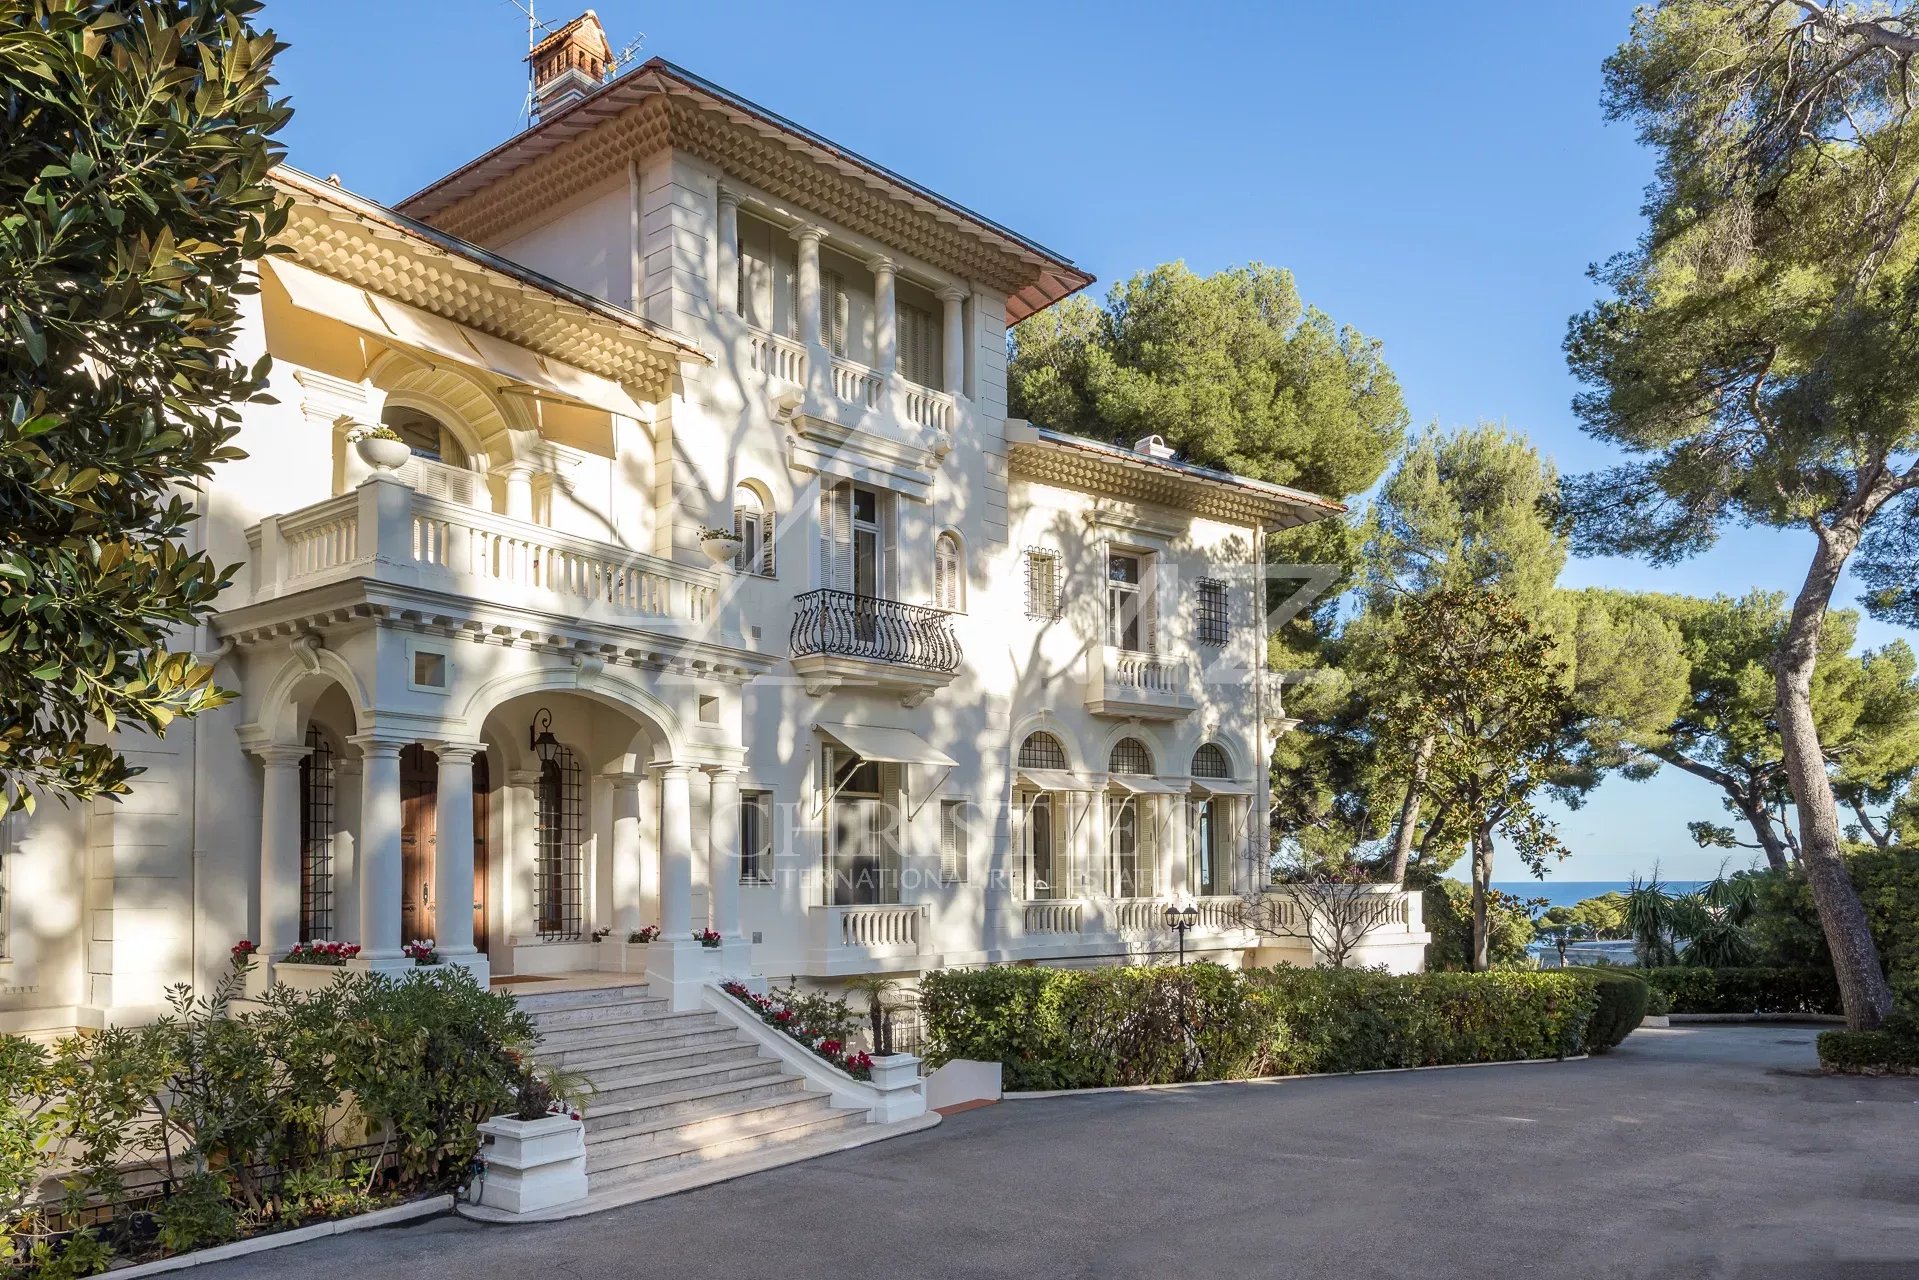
[400,745,438,944]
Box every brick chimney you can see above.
[527,11,613,123]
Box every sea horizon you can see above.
[1483,879,1707,911]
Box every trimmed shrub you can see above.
[1645,985,1673,1016]
[1562,966,1650,1051]
[1640,966,1841,1015]
[920,964,1598,1090]
[1816,1029,1919,1075]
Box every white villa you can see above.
[0,14,1428,1044]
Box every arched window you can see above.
[1191,743,1231,779]
[535,742,583,941]
[1109,737,1154,775]
[934,532,963,611]
[381,407,468,468]
[298,723,335,941]
[733,483,775,576]
[1019,731,1068,771]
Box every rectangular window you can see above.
[822,269,849,356]
[1196,578,1229,646]
[899,302,939,387]
[740,790,774,884]
[939,800,970,884]
[1108,551,1156,653]
[1024,549,1061,620]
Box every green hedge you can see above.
[1640,966,1842,1015]
[1562,967,1650,1051]
[919,964,1600,1090]
[1818,1028,1919,1075]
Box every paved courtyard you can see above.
[201,1025,1919,1280]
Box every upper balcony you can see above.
[243,471,726,641]
[789,588,960,707]
[1083,647,1196,721]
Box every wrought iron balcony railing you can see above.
[790,589,962,673]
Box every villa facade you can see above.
[0,17,1426,1036]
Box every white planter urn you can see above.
[700,534,744,564]
[354,434,413,472]
[476,1112,588,1214]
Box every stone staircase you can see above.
[519,981,869,1194]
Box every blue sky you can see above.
[264,0,1900,882]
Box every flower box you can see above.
[475,1113,588,1215]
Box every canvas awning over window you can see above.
[1191,778,1256,796]
[1106,775,1187,796]
[266,258,648,419]
[816,723,957,769]
[1016,768,1099,793]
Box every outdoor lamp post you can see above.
[1163,902,1199,965]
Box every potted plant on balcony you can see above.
[349,424,412,472]
[698,525,744,564]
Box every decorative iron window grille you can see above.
[298,723,335,942]
[1191,743,1231,779]
[1018,731,1068,770]
[1109,737,1154,775]
[1196,578,1229,646]
[1024,549,1061,620]
[535,741,584,941]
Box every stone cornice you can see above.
[394,63,1093,323]
[272,168,708,403]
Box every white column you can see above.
[506,768,542,939]
[716,187,741,317]
[656,764,695,936]
[870,255,898,378]
[795,225,825,352]
[938,284,967,397]
[332,756,363,944]
[255,745,308,956]
[707,768,743,938]
[1086,789,1109,901]
[610,772,644,933]
[434,743,482,957]
[1165,792,1190,900]
[353,738,405,959]
[502,465,535,523]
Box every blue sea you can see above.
[1490,880,1706,911]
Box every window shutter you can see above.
[900,303,937,386]
[935,535,960,610]
[760,505,776,576]
[1137,796,1159,896]
[820,483,853,590]
[1025,550,1059,620]
[940,801,966,883]
[1143,555,1160,655]
[881,492,898,597]
[822,269,847,356]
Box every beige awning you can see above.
[1017,768,1099,793]
[1192,778,1256,796]
[817,723,957,769]
[266,258,648,419]
[1107,775,1187,795]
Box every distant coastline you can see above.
[1486,880,1706,911]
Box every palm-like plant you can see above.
[1624,870,1679,967]
[1676,870,1760,967]
[842,975,902,1055]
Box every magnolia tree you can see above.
[0,0,288,813]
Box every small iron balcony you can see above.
[790,589,961,674]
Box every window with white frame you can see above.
[1024,548,1061,620]
[939,800,970,884]
[1191,743,1230,778]
[740,789,774,884]
[734,484,776,576]
[934,532,963,611]
[1196,578,1229,646]
[1016,732,1070,899]
[820,481,889,596]
[1106,737,1156,899]
[1107,550,1157,653]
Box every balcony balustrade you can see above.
[790,589,961,674]
[1084,647,1197,721]
[805,903,930,975]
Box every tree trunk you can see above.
[1389,735,1433,885]
[1733,791,1793,874]
[1468,823,1495,972]
[1776,531,1895,1030]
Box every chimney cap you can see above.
[1133,434,1177,460]
[526,10,611,65]
[527,11,614,123]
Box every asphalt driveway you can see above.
[197,1025,1919,1280]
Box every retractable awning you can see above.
[265,258,649,419]
[816,723,957,769]
[1192,779,1256,796]
[1106,775,1187,795]
[1016,768,1100,792]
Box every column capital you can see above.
[793,222,827,247]
[652,762,699,780]
[703,765,746,780]
[505,767,543,787]
[430,741,486,766]
[347,734,409,758]
[936,283,969,304]
[866,253,897,276]
[251,743,311,768]
[716,185,741,210]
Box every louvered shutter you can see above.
[1142,554,1160,655]
[940,801,965,883]
[820,483,853,590]
[879,761,902,899]
[760,504,776,576]
[1138,796,1159,896]
[935,535,960,610]
[822,270,847,356]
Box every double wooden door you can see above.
[399,746,491,952]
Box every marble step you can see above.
[586,1102,868,1192]
[582,1056,786,1110]
[583,1074,810,1137]
[535,1009,721,1053]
